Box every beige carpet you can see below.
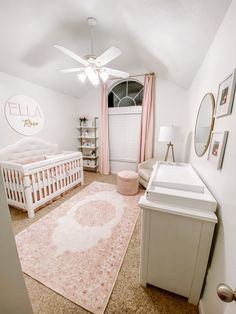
[11,171,198,314]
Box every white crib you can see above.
[0,138,83,218]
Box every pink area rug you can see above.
[16,181,141,314]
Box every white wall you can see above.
[76,76,188,168]
[154,77,187,162]
[0,72,79,151]
[187,1,236,313]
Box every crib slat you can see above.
[76,160,79,181]
[14,169,21,203]
[31,174,37,203]
[64,164,67,187]
[68,163,71,185]
[7,169,12,200]
[68,162,71,185]
[42,170,47,197]
[53,167,57,192]
[57,168,60,190]
[55,166,60,191]
[57,165,61,190]
[73,160,76,181]
[76,160,81,180]
[72,161,75,181]
[60,165,64,188]
[70,162,73,184]
[2,169,10,200]
[10,170,17,201]
[7,169,15,201]
[19,173,25,204]
[74,161,77,180]
[78,160,81,181]
[59,166,62,188]
[76,160,80,181]
[61,164,65,188]
[51,168,55,193]
[36,172,42,200]
[46,168,52,195]
[58,165,62,189]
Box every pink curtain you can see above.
[138,74,155,163]
[99,83,110,175]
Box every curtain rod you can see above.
[108,72,155,80]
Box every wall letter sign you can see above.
[5,95,45,135]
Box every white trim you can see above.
[198,299,205,314]
[110,158,137,163]
[108,106,142,115]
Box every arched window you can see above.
[108,79,143,173]
[108,80,144,107]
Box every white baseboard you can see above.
[198,299,205,314]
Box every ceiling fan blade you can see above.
[54,45,89,66]
[96,46,121,66]
[104,67,129,78]
[58,67,84,73]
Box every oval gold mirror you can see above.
[194,93,215,157]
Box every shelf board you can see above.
[78,146,98,149]
[78,136,98,139]
[77,126,98,129]
[83,164,98,169]
[82,155,99,159]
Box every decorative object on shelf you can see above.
[194,93,215,157]
[207,131,228,170]
[158,126,183,162]
[215,69,236,118]
[5,95,45,136]
[78,117,99,171]
[79,116,88,126]
[54,17,129,86]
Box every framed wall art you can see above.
[214,69,236,118]
[207,131,228,170]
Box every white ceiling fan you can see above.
[54,17,129,86]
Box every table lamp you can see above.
[159,126,183,162]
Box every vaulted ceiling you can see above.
[0,0,232,98]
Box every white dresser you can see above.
[139,162,217,305]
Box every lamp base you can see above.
[164,142,175,162]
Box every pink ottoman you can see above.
[117,171,139,196]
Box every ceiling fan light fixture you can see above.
[99,70,109,83]
[55,17,129,86]
[85,66,99,86]
[77,72,86,83]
